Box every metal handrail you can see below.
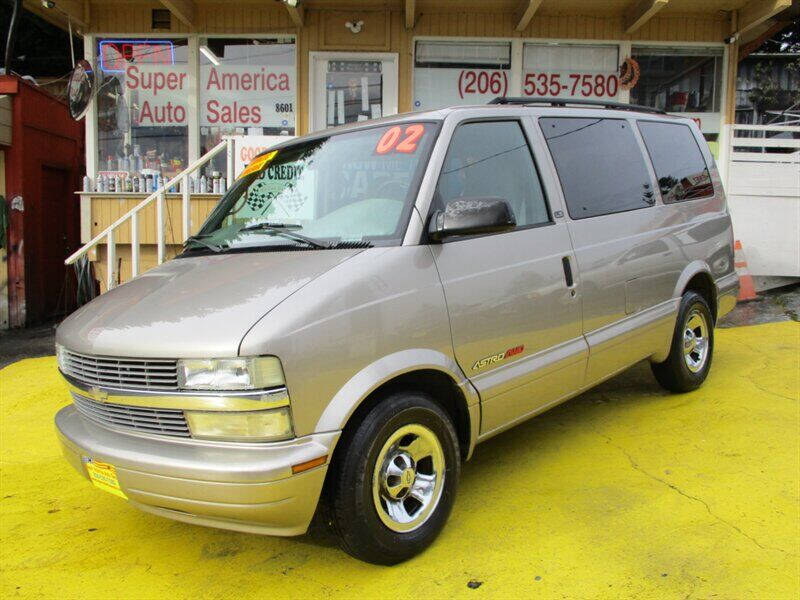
[65,138,234,291]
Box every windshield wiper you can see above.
[183,235,226,253]
[240,222,302,231]
[240,223,330,249]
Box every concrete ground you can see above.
[0,323,58,370]
[1,321,797,598]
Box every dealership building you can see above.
[1,0,797,325]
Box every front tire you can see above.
[326,391,460,565]
[651,291,714,393]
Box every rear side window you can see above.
[540,117,654,219]
[434,121,550,228]
[638,121,713,203]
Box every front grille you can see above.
[60,348,179,391]
[72,393,191,438]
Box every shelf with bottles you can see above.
[76,192,223,197]
[83,171,230,195]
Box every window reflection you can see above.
[638,121,713,203]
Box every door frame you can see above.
[308,51,399,132]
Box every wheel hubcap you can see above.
[372,424,445,532]
[683,308,709,373]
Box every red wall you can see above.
[1,76,84,326]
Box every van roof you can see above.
[487,96,666,114]
[254,97,688,158]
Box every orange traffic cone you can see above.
[734,240,758,301]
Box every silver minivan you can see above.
[55,99,738,564]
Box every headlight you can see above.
[177,357,285,391]
[56,343,67,371]
[185,407,293,441]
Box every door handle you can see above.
[561,256,574,287]
[562,256,576,296]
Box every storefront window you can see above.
[96,38,189,188]
[199,37,296,173]
[522,43,620,100]
[630,46,723,139]
[413,41,511,110]
[323,60,383,127]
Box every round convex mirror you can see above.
[67,59,96,121]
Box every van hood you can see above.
[56,250,362,358]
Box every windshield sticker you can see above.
[240,162,314,220]
[239,150,278,179]
[375,124,425,155]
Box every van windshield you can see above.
[184,122,438,254]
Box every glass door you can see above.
[310,52,398,131]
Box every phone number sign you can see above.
[523,71,620,100]
[414,68,509,109]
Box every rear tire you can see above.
[326,391,460,565]
[651,291,714,393]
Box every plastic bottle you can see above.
[82,175,92,192]
[96,174,104,192]
[220,177,227,194]
[199,175,208,194]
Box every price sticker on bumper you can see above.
[84,460,128,500]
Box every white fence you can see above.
[721,123,800,278]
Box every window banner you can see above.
[123,64,188,127]
[200,65,295,129]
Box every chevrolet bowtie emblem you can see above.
[90,387,108,402]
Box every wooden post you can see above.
[156,191,165,265]
[106,229,116,291]
[182,177,191,241]
[130,211,139,278]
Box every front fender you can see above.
[314,348,480,456]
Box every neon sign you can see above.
[98,40,175,73]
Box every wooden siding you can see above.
[89,194,220,244]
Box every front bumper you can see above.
[56,405,339,536]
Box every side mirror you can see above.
[428,197,516,242]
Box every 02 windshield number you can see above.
[375,124,425,155]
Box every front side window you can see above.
[638,121,713,203]
[186,122,438,253]
[434,121,550,229]
[541,117,654,219]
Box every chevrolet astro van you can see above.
[55,98,738,564]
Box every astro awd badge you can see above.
[472,345,524,371]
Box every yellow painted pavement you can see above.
[1,322,798,599]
